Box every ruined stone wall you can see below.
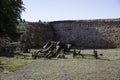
[20,22,53,48]
[50,19,120,48]
[21,19,120,48]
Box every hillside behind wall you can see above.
[50,19,120,48]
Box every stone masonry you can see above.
[21,19,120,48]
[20,22,53,48]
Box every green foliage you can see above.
[115,48,120,51]
[59,49,64,54]
[0,0,25,36]
[38,20,49,25]
[14,51,23,56]
[16,22,26,32]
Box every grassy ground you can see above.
[114,48,120,51]
[1,49,120,80]
[0,48,120,72]
[1,59,120,80]
[0,56,33,72]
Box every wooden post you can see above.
[93,49,98,59]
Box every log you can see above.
[73,49,98,59]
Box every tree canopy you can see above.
[0,0,25,36]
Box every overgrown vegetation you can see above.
[0,0,25,36]
[16,22,26,32]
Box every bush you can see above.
[16,22,26,32]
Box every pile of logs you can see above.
[32,41,72,59]
[32,41,101,59]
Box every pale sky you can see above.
[21,0,120,22]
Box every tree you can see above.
[0,0,25,36]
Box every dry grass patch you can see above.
[0,57,33,72]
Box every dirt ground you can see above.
[0,49,120,80]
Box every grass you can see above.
[97,48,120,52]
[0,57,33,72]
[14,51,32,59]
[0,52,33,72]
[65,54,97,60]
[115,48,120,51]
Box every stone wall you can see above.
[20,22,53,48]
[21,19,120,48]
[50,19,120,48]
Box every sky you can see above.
[21,0,120,22]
